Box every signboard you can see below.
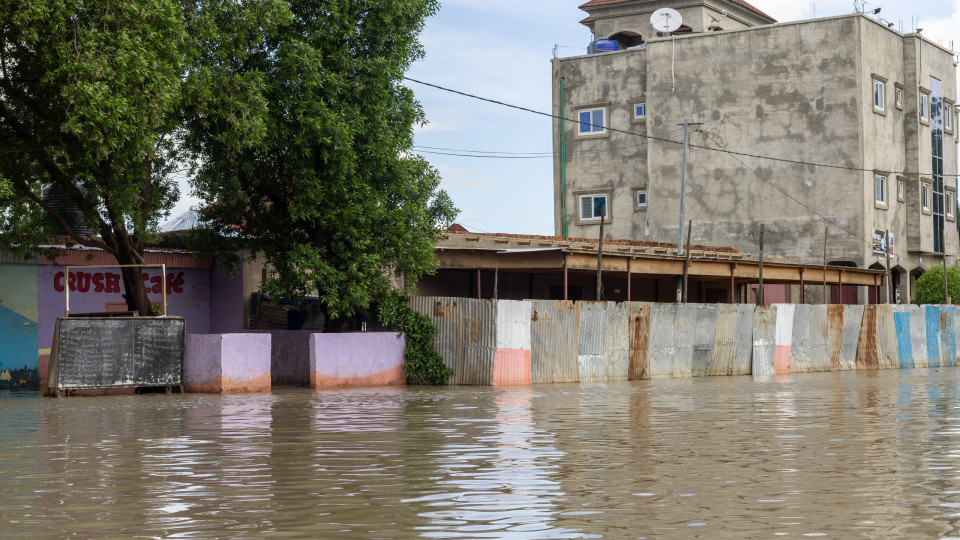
[872,230,887,256]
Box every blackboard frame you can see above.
[45,317,185,395]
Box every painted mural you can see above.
[0,264,40,389]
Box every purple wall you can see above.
[310,332,406,380]
[37,265,211,353]
[247,330,312,386]
[184,333,271,388]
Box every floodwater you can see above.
[5,370,960,538]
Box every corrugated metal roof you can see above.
[0,251,41,264]
[161,208,200,232]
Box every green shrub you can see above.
[376,291,452,385]
[914,264,960,304]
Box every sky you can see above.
[167,0,960,236]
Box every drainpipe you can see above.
[560,77,568,238]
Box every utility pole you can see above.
[885,229,892,304]
[596,202,606,301]
[675,120,703,303]
[823,227,828,304]
[944,254,951,305]
[682,220,693,303]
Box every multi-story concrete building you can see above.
[553,0,960,302]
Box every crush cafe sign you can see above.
[52,269,187,295]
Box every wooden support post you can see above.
[476,268,481,299]
[682,220,693,303]
[874,274,879,305]
[823,227,829,304]
[627,258,632,302]
[730,263,736,304]
[838,270,843,304]
[493,261,499,301]
[758,224,765,306]
[563,253,569,301]
[799,268,805,304]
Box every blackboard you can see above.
[48,317,185,390]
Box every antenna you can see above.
[651,8,683,92]
[650,8,682,34]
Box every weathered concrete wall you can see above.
[309,333,406,390]
[553,14,959,275]
[184,334,272,394]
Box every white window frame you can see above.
[875,174,887,207]
[873,78,885,112]
[579,193,609,221]
[577,107,606,136]
[635,188,648,209]
[947,189,957,221]
[946,101,954,133]
[920,93,930,123]
[922,182,932,213]
[897,179,905,202]
[633,103,647,120]
[895,86,903,110]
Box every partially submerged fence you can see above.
[410,297,960,385]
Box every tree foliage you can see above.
[914,264,960,305]
[186,0,457,326]
[0,0,283,313]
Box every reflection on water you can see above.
[6,370,960,537]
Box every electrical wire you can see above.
[404,76,960,180]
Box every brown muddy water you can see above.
[4,370,960,538]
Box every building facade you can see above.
[553,0,960,302]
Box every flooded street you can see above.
[5,369,960,538]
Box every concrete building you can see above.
[553,0,960,302]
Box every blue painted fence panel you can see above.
[926,306,942,368]
[893,309,914,369]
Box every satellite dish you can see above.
[651,8,682,34]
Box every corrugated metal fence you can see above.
[410,297,960,386]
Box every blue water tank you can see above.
[590,38,619,54]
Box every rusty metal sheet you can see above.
[628,302,651,380]
[458,298,496,386]
[604,302,630,381]
[530,300,580,384]
[907,305,928,368]
[799,305,830,373]
[838,304,863,371]
[733,304,754,376]
[874,305,899,369]
[826,305,845,371]
[409,296,461,384]
[649,303,678,379]
[856,306,880,370]
[689,304,719,377]
[940,306,957,368]
[752,306,776,376]
[708,304,737,376]
[672,304,698,378]
[788,304,812,373]
[577,302,607,382]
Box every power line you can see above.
[403,76,960,180]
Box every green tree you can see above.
[914,264,960,304]
[185,0,457,329]
[0,0,282,314]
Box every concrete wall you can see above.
[553,13,959,275]
[184,333,272,394]
[309,333,406,389]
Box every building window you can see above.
[947,189,957,221]
[634,103,646,120]
[873,78,885,112]
[578,108,606,135]
[897,179,905,202]
[875,174,887,207]
[635,189,648,209]
[946,102,954,133]
[895,85,904,110]
[922,183,932,213]
[579,193,608,221]
[920,93,929,123]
